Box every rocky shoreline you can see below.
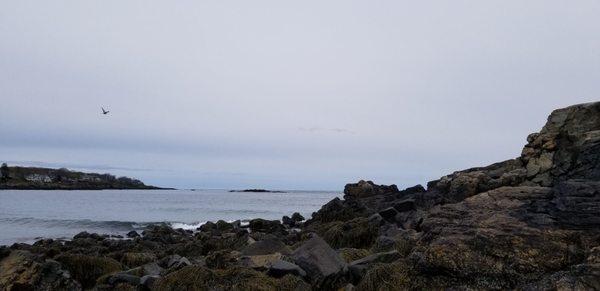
[1,102,599,290]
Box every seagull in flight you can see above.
[101,107,110,115]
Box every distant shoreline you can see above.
[0,165,164,190]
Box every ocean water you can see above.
[0,189,340,246]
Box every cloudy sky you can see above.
[1,1,598,190]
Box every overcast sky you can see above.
[1,1,599,190]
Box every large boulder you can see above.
[344,180,399,199]
[291,234,347,289]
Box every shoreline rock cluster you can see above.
[1,102,599,290]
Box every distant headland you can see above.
[0,164,164,190]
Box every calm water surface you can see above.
[0,189,340,245]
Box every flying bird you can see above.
[101,107,110,115]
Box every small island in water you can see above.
[229,189,287,193]
[0,164,162,190]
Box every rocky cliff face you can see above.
[308,102,600,289]
[1,102,598,290]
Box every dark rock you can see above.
[198,221,216,232]
[551,180,600,229]
[282,215,294,227]
[140,275,160,289]
[249,218,286,234]
[393,199,415,212]
[291,212,305,222]
[378,207,398,222]
[291,234,347,288]
[126,230,140,238]
[344,180,399,199]
[215,220,234,232]
[268,259,307,278]
[307,197,370,225]
[73,231,91,239]
[106,273,140,286]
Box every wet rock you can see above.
[249,218,286,235]
[378,207,398,222]
[126,230,140,238]
[291,234,347,288]
[267,259,307,278]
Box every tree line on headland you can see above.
[0,164,161,190]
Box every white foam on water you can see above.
[169,221,206,230]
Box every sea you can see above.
[0,189,341,246]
